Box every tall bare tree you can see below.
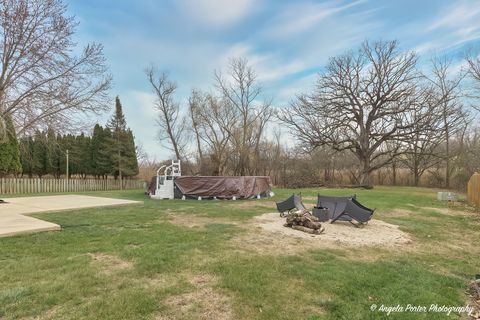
[188,91,236,175]
[215,58,272,175]
[279,40,422,185]
[146,67,185,160]
[188,90,205,170]
[425,57,467,188]
[400,93,446,186]
[466,52,480,111]
[0,0,111,135]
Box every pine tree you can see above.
[19,136,35,177]
[107,96,129,181]
[66,135,79,177]
[0,114,22,176]
[90,124,103,177]
[108,96,127,131]
[123,129,139,177]
[46,128,61,177]
[32,131,48,177]
[76,133,91,178]
[98,127,114,178]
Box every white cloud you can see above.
[410,0,480,54]
[177,0,257,27]
[264,0,367,38]
[428,1,480,32]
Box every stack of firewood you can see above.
[284,210,325,235]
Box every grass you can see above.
[0,186,479,319]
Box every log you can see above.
[284,211,325,234]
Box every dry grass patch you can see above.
[385,209,416,217]
[87,253,134,275]
[157,274,233,320]
[19,306,60,320]
[166,212,239,229]
[421,206,478,217]
[226,200,274,209]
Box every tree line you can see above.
[1,97,139,179]
[146,40,480,190]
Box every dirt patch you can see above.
[227,200,274,209]
[140,273,181,291]
[23,306,60,320]
[87,253,133,275]
[230,213,412,255]
[167,213,238,229]
[157,274,233,320]
[421,206,476,217]
[386,209,416,217]
[125,243,142,249]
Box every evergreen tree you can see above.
[46,128,61,177]
[98,127,114,178]
[75,133,91,178]
[90,124,103,177]
[0,114,22,176]
[62,134,79,177]
[19,136,35,177]
[107,96,130,180]
[123,129,139,177]
[32,131,48,177]
[108,96,127,131]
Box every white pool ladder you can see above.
[151,160,181,199]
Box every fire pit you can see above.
[312,206,329,222]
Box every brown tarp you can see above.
[175,176,271,199]
[148,176,272,199]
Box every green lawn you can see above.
[0,187,479,319]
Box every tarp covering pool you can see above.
[148,176,272,199]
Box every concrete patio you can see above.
[0,195,141,237]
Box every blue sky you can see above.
[68,0,480,160]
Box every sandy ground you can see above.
[253,212,411,247]
[0,195,141,237]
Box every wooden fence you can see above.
[467,172,480,207]
[0,178,146,195]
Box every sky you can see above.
[68,0,480,160]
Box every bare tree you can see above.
[214,58,273,175]
[400,93,446,186]
[279,40,422,185]
[146,67,186,160]
[189,91,236,175]
[466,52,480,111]
[0,0,111,135]
[425,57,467,188]
[188,90,204,170]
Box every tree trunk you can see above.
[445,131,450,188]
[360,156,372,186]
[443,107,450,188]
[391,160,397,186]
[414,171,420,186]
